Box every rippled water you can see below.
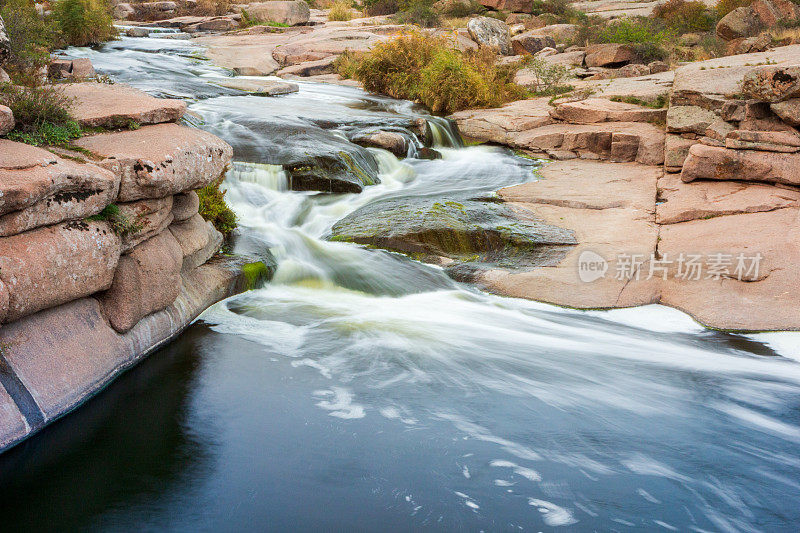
[2,37,800,531]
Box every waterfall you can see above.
[229,162,289,191]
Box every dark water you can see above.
[2,37,799,532]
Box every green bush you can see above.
[715,0,751,17]
[198,179,238,237]
[395,0,440,27]
[653,0,716,33]
[0,82,79,143]
[0,0,57,85]
[522,56,572,96]
[51,0,116,47]
[530,0,585,23]
[599,18,672,62]
[342,32,525,114]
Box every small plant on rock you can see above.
[599,18,672,62]
[522,56,573,96]
[0,83,81,144]
[87,204,143,236]
[198,179,238,237]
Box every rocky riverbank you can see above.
[0,77,267,452]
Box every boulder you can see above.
[666,105,718,135]
[584,43,636,68]
[74,124,233,202]
[126,26,151,37]
[0,221,121,322]
[169,214,223,271]
[467,17,512,56]
[211,78,299,95]
[716,6,762,41]
[664,134,697,171]
[528,23,577,44]
[48,58,95,80]
[172,190,200,222]
[117,196,175,252]
[0,104,13,136]
[70,58,95,79]
[245,1,310,26]
[681,143,800,186]
[350,130,409,156]
[449,98,554,145]
[510,32,556,56]
[648,61,669,74]
[725,129,800,152]
[99,229,183,333]
[770,98,800,126]
[479,0,531,11]
[114,3,136,20]
[186,17,239,32]
[751,0,800,27]
[741,66,800,103]
[0,68,9,83]
[616,64,650,78]
[727,33,771,55]
[276,56,337,77]
[0,15,9,66]
[62,82,186,128]
[550,98,666,124]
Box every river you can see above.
[1,36,799,531]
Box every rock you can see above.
[0,156,118,237]
[467,17,512,56]
[350,130,409,157]
[616,64,650,78]
[725,129,800,152]
[329,195,576,268]
[528,23,577,44]
[449,97,554,145]
[751,0,800,27]
[114,3,136,20]
[681,143,800,186]
[741,66,800,103]
[647,60,669,74]
[169,214,223,271]
[704,119,735,142]
[656,172,800,224]
[721,100,746,122]
[271,28,384,65]
[276,55,337,77]
[74,124,232,202]
[126,26,151,37]
[186,17,239,32]
[99,230,183,333]
[245,1,310,26]
[542,50,584,68]
[510,32,555,55]
[584,43,636,68]
[196,34,280,76]
[0,104,13,136]
[48,59,72,78]
[770,98,800,126]
[172,190,200,222]
[0,15,9,65]
[62,82,186,128]
[479,0,531,11]
[0,68,9,83]
[716,6,762,41]
[0,220,121,322]
[534,47,558,58]
[70,58,95,79]
[728,33,771,55]
[211,78,299,95]
[505,13,532,25]
[117,196,175,252]
[550,98,666,124]
[508,23,526,36]
[664,134,697,171]
[666,105,718,135]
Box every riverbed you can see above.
[1,36,799,531]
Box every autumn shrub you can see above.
[363,0,399,16]
[196,0,231,16]
[341,32,524,114]
[441,0,484,17]
[653,0,716,33]
[51,0,116,47]
[530,0,584,23]
[0,83,80,144]
[328,0,353,20]
[0,0,57,84]
[395,0,440,26]
[715,0,751,17]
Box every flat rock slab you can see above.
[449,98,554,144]
[481,160,661,309]
[275,55,337,77]
[0,220,121,323]
[681,143,800,187]
[74,123,233,202]
[656,173,800,224]
[0,384,28,453]
[550,97,667,124]
[659,208,800,331]
[567,71,674,104]
[195,34,283,76]
[210,78,299,95]
[62,82,186,128]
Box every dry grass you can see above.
[328,0,354,21]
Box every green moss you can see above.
[6,120,81,146]
[87,204,143,236]
[242,261,271,290]
[609,93,669,109]
[198,179,238,237]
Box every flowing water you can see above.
[2,37,800,531]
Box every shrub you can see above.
[51,0,116,47]
[653,0,716,32]
[344,32,524,113]
[196,0,231,16]
[198,179,238,237]
[715,0,751,17]
[334,49,363,79]
[522,56,572,95]
[0,82,73,129]
[363,0,399,16]
[395,0,440,27]
[530,0,584,23]
[599,18,672,62]
[441,0,484,18]
[328,0,353,21]
[0,0,57,84]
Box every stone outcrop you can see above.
[510,32,556,56]
[63,82,187,128]
[75,124,233,202]
[584,43,636,68]
[467,17,512,56]
[245,1,310,26]
[716,0,800,41]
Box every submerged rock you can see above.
[211,78,300,96]
[328,195,576,271]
